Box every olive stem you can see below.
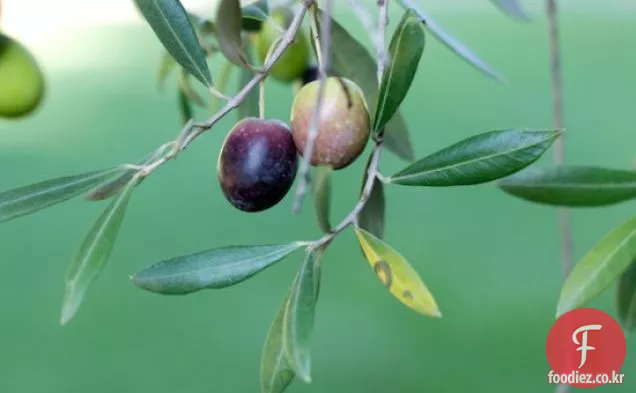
[547,1,571,392]
[311,141,383,250]
[309,3,324,68]
[135,3,311,179]
[376,0,389,84]
[258,80,266,119]
[292,0,334,215]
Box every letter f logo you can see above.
[572,324,602,368]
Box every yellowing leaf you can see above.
[354,228,441,317]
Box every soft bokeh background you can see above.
[1,0,635,392]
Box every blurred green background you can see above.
[1,1,635,392]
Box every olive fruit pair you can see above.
[218,77,370,212]
[0,33,45,119]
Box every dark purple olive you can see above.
[217,118,298,212]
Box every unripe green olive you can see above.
[0,33,45,119]
[253,8,310,83]
[290,77,370,170]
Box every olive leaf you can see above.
[61,176,139,325]
[177,87,193,124]
[238,40,259,121]
[178,70,205,107]
[355,228,441,317]
[498,166,636,207]
[241,0,269,32]
[85,169,142,202]
[261,294,295,393]
[311,166,332,234]
[557,215,636,317]
[157,51,177,89]
[216,0,250,68]
[132,242,306,295]
[384,114,416,161]
[85,148,166,201]
[491,0,531,21]
[358,154,386,240]
[374,9,425,135]
[389,130,560,186]
[0,168,124,223]
[316,9,415,161]
[134,0,212,87]
[617,259,636,333]
[283,250,322,383]
[396,0,502,81]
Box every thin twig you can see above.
[548,0,570,390]
[312,142,383,250]
[546,0,571,279]
[292,0,334,214]
[376,0,389,83]
[259,80,266,119]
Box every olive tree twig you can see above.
[376,0,390,82]
[545,0,571,283]
[547,2,570,393]
[292,0,334,214]
[138,3,310,178]
[312,142,383,249]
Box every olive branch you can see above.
[7,1,636,393]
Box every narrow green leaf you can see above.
[355,228,441,317]
[498,166,636,207]
[177,87,193,124]
[134,0,212,86]
[85,149,165,202]
[238,40,259,120]
[61,177,139,325]
[396,0,502,81]
[132,242,305,295]
[389,130,559,187]
[317,10,414,161]
[358,156,386,240]
[261,294,295,393]
[558,215,636,317]
[311,166,332,234]
[617,259,636,333]
[374,10,425,134]
[241,0,269,32]
[491,0,531,21]
[283,250,322,383]
[384,113,416,161]
[85,169,140,202]
[158,52,177,89]
[216,0,249,67]
[178,70,205,107]
[0,168,123,223]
